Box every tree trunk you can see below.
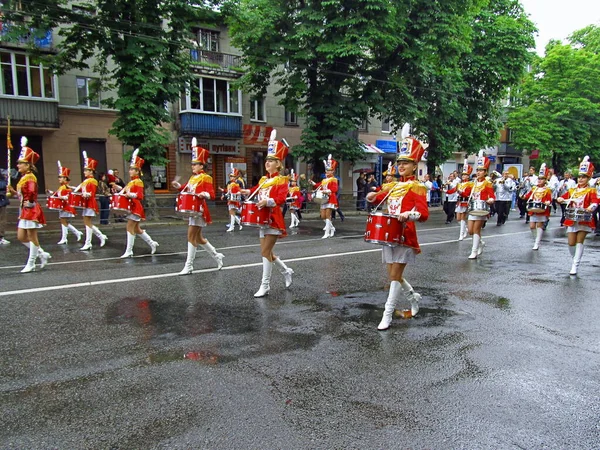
[142,162,158,220]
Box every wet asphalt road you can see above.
[1,209,599,449]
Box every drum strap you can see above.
[246,179,268,202]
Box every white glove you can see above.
[82,192,91,198]
[172,181,181,189]
[60,195,69,200]
[127,192,137,199]
[23,201,35,208]
[266,198,276,208]
[406,211,421,221]
[199,191,211,199]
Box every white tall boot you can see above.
[254,257,272,297]
[38,246,51,268]
[401,279,421,318]
[139,230,158,254]
[329,219,336,237]
[68,224,83,241]
[200,241,224,269]
[120,232,136,258]
[289,213,296,228]
[80,226,93,250]
[477,237,485,256]
[91,225,107,247]
[226,215,235,232]
[568,245,576,257]
[57,225,69,244]
[179,242,197,275]
[458,220,466,241]
[468,234,480,259]
[378,281,401,330]
[235,215,242,230]
[533,228,543,250]
[570,243,584,275]
[21,243,39,273]
[322,219,331,239]
[274,257,294,288]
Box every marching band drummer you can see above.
[6,137,51,273]
[172,139,224,275]
[522,163,552,250]
[366,124,429,330]
[556,156,598,275]
[47,161,83,244]
[467,151,495,259]
[118,150,159,258]
[455,160,474,241]
[288,170,302,228]
[220,164,243,232]
[310,155,339,239]
[78,152,108,251]
[239,130,294,297]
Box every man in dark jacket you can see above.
[0,169,10,244]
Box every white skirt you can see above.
[188,216,207,227]
[126,213,141,222]
[320,203,336,210]
[529,215,548,223]
[382,245,417,264]
[259,227,282,238]
[18,219,44,229]
[456,205,468,214]
[227,205,240,212]
[567,224,594,233]
[468,214,488,221]
[82,208,96,217]
[59,211,75,219]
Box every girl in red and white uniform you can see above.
[240,130,294,297]
[455,160,473,241]
[119,150,159,258]
[172,139,224,275]
[556,156,598,275]
[366,125,429,330]
[77,152,108,250]
[523,163,552,250]
[310,155,339,238]
[6,137,51,273]
[47,161,83,245]
[288,170,302,228]
[467,151,495,259]
[220,165,243,232]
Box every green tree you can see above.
[508,25,600,173]
[1,0,217,217]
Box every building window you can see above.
[382,116,392,133]
[250,98,266,122]
[183,77,241,114]
[76,76,100,108]
[358,118,368,132]
[285,109,297,125]
[0,51,56,99]
[198,29,219,52]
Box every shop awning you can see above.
[361,143,384,154]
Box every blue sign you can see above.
[375,140,397,154]
[488,155,496,162]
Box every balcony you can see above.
[180,112,242,138]
[0,98,59,128]
[1,24,53,50]
[497,143,522,157]
[189,50,244,78]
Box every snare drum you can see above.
[111,193,132,213]
[176,192,203,216]
[468,199,490,216]
[69,192,85,209]
[241,201,270,227]
[565,207,592,223]
[229,193,241,202]
[312,190,330,205]
[527,201,549,213]
[46,196,64,211]
[364,213,403,247]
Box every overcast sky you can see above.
[519,0,600,54]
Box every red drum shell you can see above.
[69,192,85,209]
[176,193,203,216]
[241,201,270,227]
[364,213,403,247]
[527,201,549,213]
[46,196,64,211]
[111,194,132,213]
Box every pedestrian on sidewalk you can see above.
[118,150,159,258]
[173,139,224,275]
[7,137,51,272]
[240,130,293,297]
[0,169,10,245]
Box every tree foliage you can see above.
[226,0,535,170]
[508,25,600,173]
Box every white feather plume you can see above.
[82,150,88,160]
[401,123,411,139]
[191,137,197,148]
[478,149,485,158]
[131,148,139,166]
[582,155,589,162]
[269,130,277,141]
[387,161,392,172]
[57,160,62,175]
[21,136,28,147]
[463,158,468,167]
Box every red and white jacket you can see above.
[248,172,288,237]
[17,172,46,225]
[179,171,215,224]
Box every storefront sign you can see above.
[243,125,273,145]
[178,137,239,155]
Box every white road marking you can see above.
[0,230,532,297]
